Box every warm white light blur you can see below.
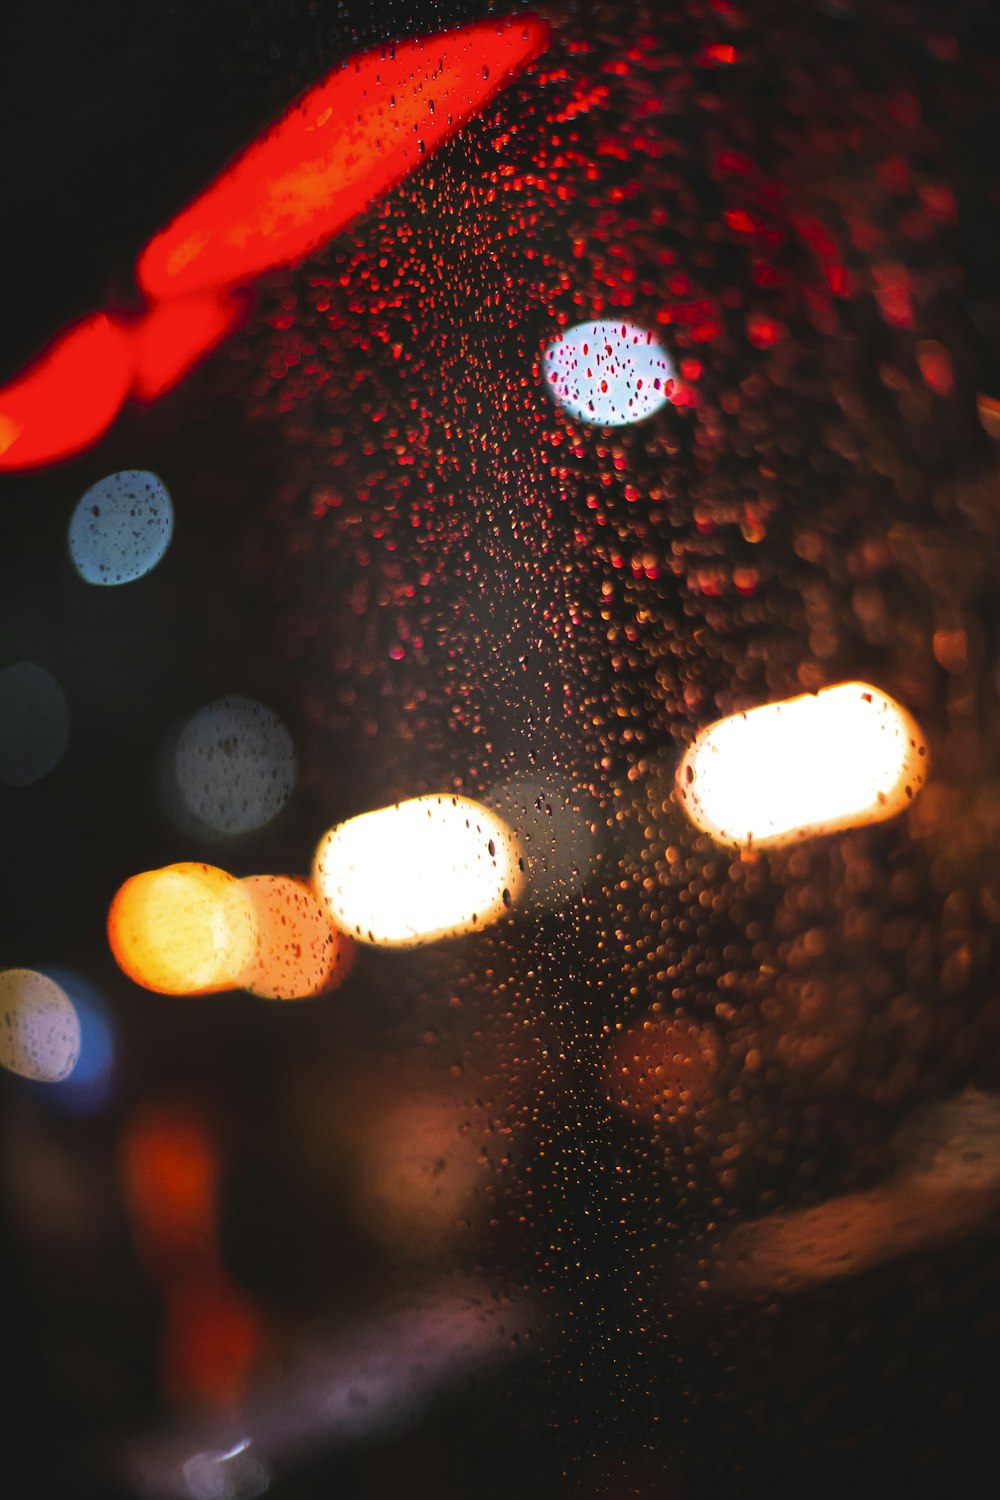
[312,795,524,947]
[676,682,928,848]
[108,863,257,994]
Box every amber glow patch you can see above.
[608,1017,719,1126]
[676,682,928,848]
[240,874,353,999]
[136,15,551,300]
[108,863,256,994]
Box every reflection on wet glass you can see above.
[3,0,1000,1494]
[711,1094,1000,1293]
[181,1442,270,1500]
[123,1285,533,1498]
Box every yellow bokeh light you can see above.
[676,681,928,848]
[312,794,524,947]
[108,863,256,994]
[240,874,353,999]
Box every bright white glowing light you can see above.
[542,319,674,426]
[68,470,173,585]
[676,681,928,848]
[0,968,81,1082]
[312,795,524,947]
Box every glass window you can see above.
[1,2,998,1496]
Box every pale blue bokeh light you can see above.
[542,319,674,426]
[68,469,173,585]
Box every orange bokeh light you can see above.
[136,14,550,301]
[0,313,133,471]
[129,290,250,402]
[240,874,354,1000]
[108,863,256,995]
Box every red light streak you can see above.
[130,291,250,402]
[0,14,550,471]
[0,314,132,471]
[136,15,551,301]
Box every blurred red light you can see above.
[130,291,250,402]
[0,15,549,473]
[121,1108,220,1270]
[162,1277,261,1408]
[136,15,551,301]
[0,313,132,471]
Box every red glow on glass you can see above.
[136,14,551,302]
[121,1108,220,1272]
[700,43,738,65]
[130,291,250,402]
[747,312,784,348]
[724,207,759,235]
[0,314,132,471]
[162,1276,261,1407]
